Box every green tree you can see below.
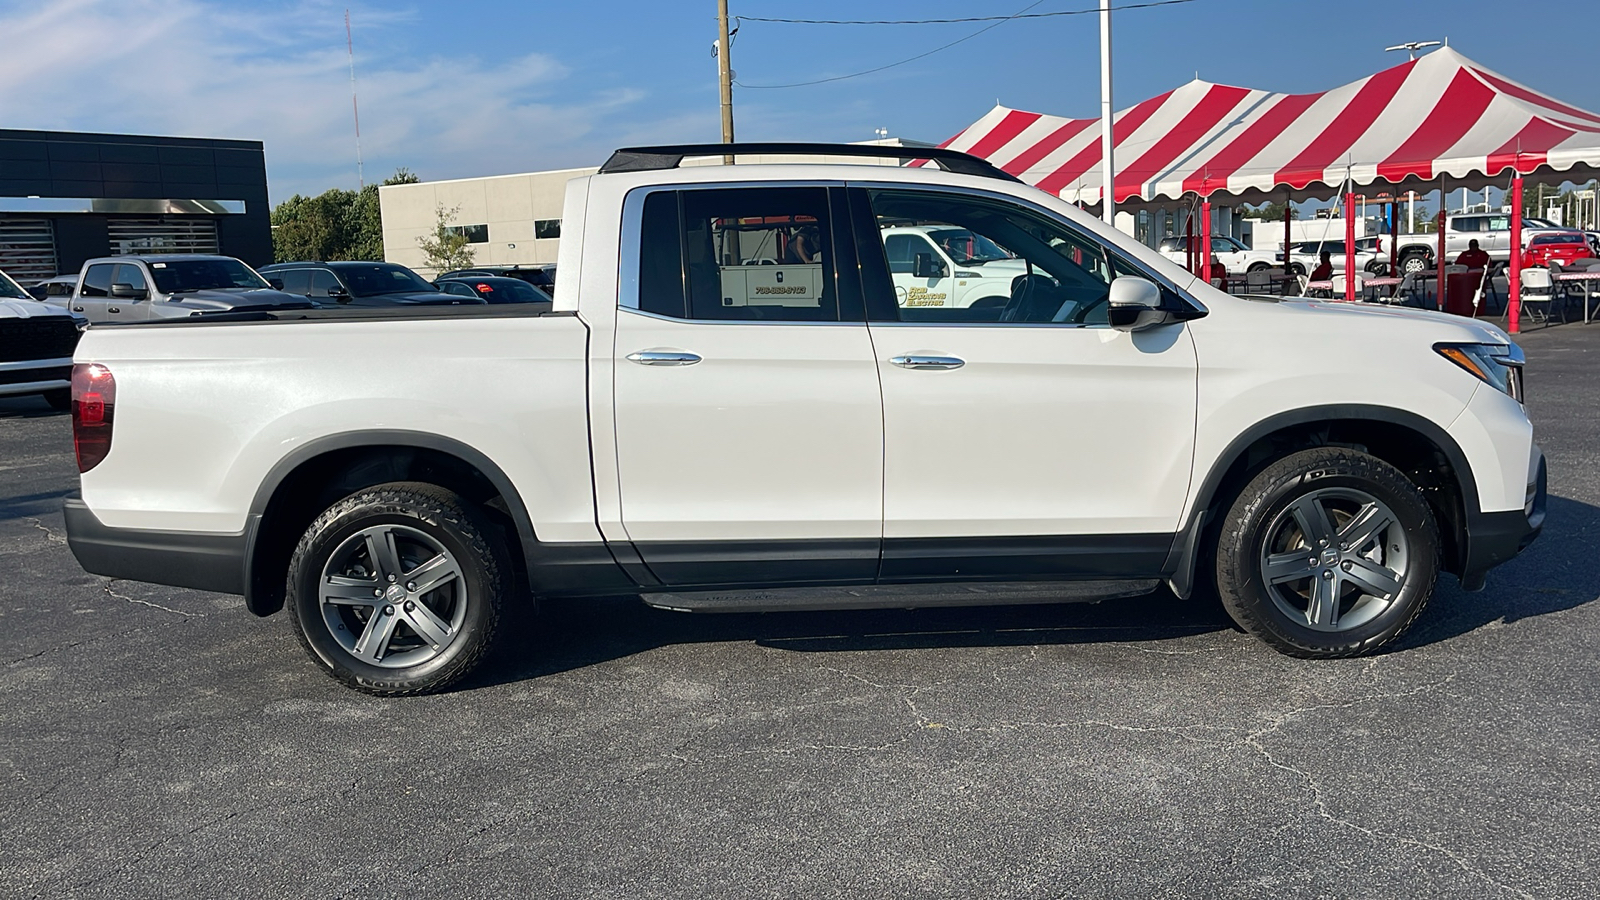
[1241,200,1293,222]
[416,203,476,273]
[270,168,419,263]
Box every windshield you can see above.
[149,258,270,293]
[925,228,1014,265]
[0,270,29,299]
[337,264,436,297]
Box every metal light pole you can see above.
[717,0,735,161]
[1099,0,1115,225]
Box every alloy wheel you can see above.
[317,524,468,668]
[1258,488,1410,632]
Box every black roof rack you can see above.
[598,143,1020,183]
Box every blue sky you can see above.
[1,0,1589,203]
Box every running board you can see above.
[640,580,1162,613]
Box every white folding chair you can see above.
[1519,267,1555,325]
[1245,268,1273,293]
[1329,273,1364,299]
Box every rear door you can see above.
[610,184,884,586]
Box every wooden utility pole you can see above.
[717,0,735,163]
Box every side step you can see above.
[640,579,1162,613]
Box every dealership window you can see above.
[445,224,489,244]
[535,219,561,239]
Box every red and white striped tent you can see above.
[926,46,1600,329]
[929,45,1600,207]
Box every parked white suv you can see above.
[62,143,1544,694]
[1157,235,1280,274]
[0,268,82,410]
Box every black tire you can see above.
[1399,252,1430,275]
[1214,447,1438,658]
[286,482,509,695]
[1288,263,1307,277]
[1247,262,1272,274]
[42,389,70,412]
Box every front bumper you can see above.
[1456,446,1545,591]
[64,495,247,595]
[0,357,71,396]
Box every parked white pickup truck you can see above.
[1387,213,1570,274]
[63,143,1545,694]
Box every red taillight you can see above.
[71,363,115,473]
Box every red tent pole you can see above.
[1345,191,1356,301]
[1509,174,1523,334]
[1436,177,1448,311]
[1201,196,1213,286]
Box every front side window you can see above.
[857,188,1143,325]
[308,269,344,297]
[113,264,147,292]
[80,264,115,297]
[635,187,839,322]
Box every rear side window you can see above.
[635,186,840,322]
[275,268,311,294]
[80,264,115,297]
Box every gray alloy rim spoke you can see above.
[1306,572,1341,628]
[320,523,469,669]
[322,580,379,606]
[352,606,401,662]
[1262,487,1410,633]
[365,528,404,582]
[1263,551,1319,585]
[1290,497,1337,547]
[401,603,453,648]
[406,553,461,596]
[1343,556,1404,599]
[1338,503,1392,552]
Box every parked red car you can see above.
[1522,232,1595,268]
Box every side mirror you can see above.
[912,253,947,279]
[1107,277,1174,333]
[267,278,285,290]
[110,283,148,300]
[325,285,350,299]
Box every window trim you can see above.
[845,181,1204,328]
[617,180,865,326]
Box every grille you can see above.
[0,365,69,386]
[108,217,219,256]
[0,218,59,283]
[0,318,81,364]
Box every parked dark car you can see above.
[436,264,555,290]
[259,262,484,307]
[435,276,552,305]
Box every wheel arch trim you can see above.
[1164,404,1479,598]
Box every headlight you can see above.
[1435,342,1525,402]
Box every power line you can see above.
[732,0,1198,90]
[735,0,1195,27]
[735,0,1049,89]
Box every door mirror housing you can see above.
[325,284,350,299]
[266,277,285,290]
[1107,276,1175,332]
[109,282,148,301]
[912,252,947,279]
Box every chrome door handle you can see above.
[626,350,702,366]
[890,354,965,370]
[107,307,120,314]
[72,306,84,312]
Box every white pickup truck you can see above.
[63,143,1545,694]
[1388,212,1570,274]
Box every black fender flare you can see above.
[243,430,631,614]
[1163,404,1480,598]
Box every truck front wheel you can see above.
[285,482,508,695]
[1213,448,1438,658]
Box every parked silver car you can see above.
[57,255,312,324]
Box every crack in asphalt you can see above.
[20,517,66,545]
[102,580,199,618]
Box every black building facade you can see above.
[0,129,271,284]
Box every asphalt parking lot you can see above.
[3,325,1598,900]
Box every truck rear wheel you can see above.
[1399,252,1430,275]
[285,482,508,695]
[1213,448,1438,658]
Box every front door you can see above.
[73,262,117,323]
[849,185,1199,581]
[611,185,883,586]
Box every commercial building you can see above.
[0,129,270,283]
[378,138,933,276]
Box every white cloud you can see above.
[0,0,691,200]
